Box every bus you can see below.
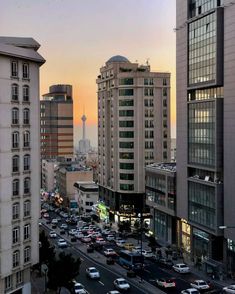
[119,250,144,271]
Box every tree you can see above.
[39,230,55,265]
[47,252,81,293]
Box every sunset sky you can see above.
[1,0,176,146]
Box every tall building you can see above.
[78,113,91,153]
[40,84,74,160]
[97,55,171,222]
[177,0,235,273]
[0,37,45,293]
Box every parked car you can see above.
[60,229,66,235]
[156,278,176,289]
[104,248,117,256]
[69,229,77,236]
[96,237,106,245]
[190,280,210,291]
[57,239,68,248]
[107,291,121,294]
[173,263,190,273]
[132,246,141,253]
[51,218,58,224]
[43,213,50,218]
[222,285,235,293]
[72,280,87,294]
[87,244,94,253]
[113,278,130,291]
[181,289,200,294]
[49,231,57,238]
[86,267,100,279]
[75,232,84,239]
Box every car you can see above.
[181,288,200,294]
[86,267,100,279]
[113,278,130,291]
[69,229,77,236]
[156,258,174,268]
[156,278,176,288]
[87,244,94,253]
[104,248,117,256]
[132,246,141,253]
[124,243,134,251]
[60,229,66,235]
[190,280,210,291]
[51,218,58,224]
[81,237,91,243]
[72,281,87,294]
[116,240,126,247]
[46,219,52,224]
[49,231,57,238]
[75,232,84,239]
[96,237,106,245]
[60,223,68,230]
[57,239,68,248]
[107,291,121,294]
[106,234,115,241]
[223,285,235,293]
[141,249,154,258]
[173,263,190,273]
[43,212,50,218]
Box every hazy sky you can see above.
[1,0,176,146]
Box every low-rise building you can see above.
[41,159,59,192]
[145,162,176,246]
[74,182,99,213]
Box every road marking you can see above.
[144,269,151,273]
[98,281,104,286]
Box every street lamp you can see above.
[138,212,143,283]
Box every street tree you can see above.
[39,230,55,265]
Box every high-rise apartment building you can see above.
[0,37,45,293]
[177,0,235,273]
[97,55,170,222]
[40,84,73,160]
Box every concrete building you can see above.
[40,84,73,160]
[171,138,176,162]
[56,165,93,203]
[177,0,235,274]
[41,159,59,192]
[97,55,171,222]
[145,163,176,246]
[74,182,99,213]
[0,37,45,293]
[78,114,91,154]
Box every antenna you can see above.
[146,58,150,65]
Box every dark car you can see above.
[157,258,174,268]
[60,229,66,235]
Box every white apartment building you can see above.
[0,37,45,293]
[97,55,171,222]
[41,159,58,192]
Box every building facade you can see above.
[177,0,235,274]
[40,84,74,160]
[97,55,171,222]
[0,37,45,293]
[41,159,58,192]
[146,163,176,246]
[74,182,99,214]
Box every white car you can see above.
[51,218,58,224]
[73,282,87,294]
[57,239,68,248]
[75,232,84,239]
[114,278,130,291]
[69,229,77,235]
[173,263,190,273]
[223,285,235,293]
[104,248,117,256]
[181,288,200,294]
[86,267,100,279]
[60,223,68,230]
[141,249,154,258]
[190,280,210,290]
[132,246,141,253]
[107,291,121,294]
[49,231,57,238]
[116,240,126,247]
[156,278,176,288]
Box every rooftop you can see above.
[106,55,130,64]
[146,162,176,173]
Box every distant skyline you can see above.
[1,0,176,146]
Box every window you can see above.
[23,131,30,148]
[24,201,31,217]
[24,224,30,240]
[12,155,19,172]
[23,108,30,125]
[13,250,20,267]
[12,84,19,101]
[24,178,30,194]
[119,78,134,85]
[11,61,18,77]
[119,142,134,149]
[119,121,134,128]
[23,85,29,102]
[119,131,134,138]
[24,246,31,263]
[119,89,134,96]
[23,154,30,171]
[5,275,12,291]
[120,173,134,180]
[16,270,23,285]
[119,152,134,159]
[12,108,19,125]
[163,78,167,85]
[119,162,134,170]
[119,110,134,117]
[120,184,134,191]
[119,99,134,107]
[12,203,20,220]
[22,63,29,79]
[13,179,20,196]
[163,88,167,96]
[144,88,154,96]
[12,131,19,148]
[12,227,20,244]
